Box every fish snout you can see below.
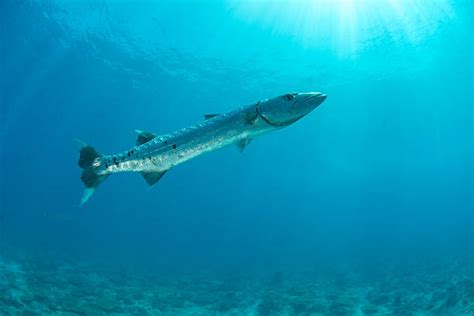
[308,92,327,106]
[301,92,327,110]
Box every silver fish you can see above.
[77,92,327,205]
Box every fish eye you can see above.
[283,94,294,101]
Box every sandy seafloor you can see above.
[1,254,473,316]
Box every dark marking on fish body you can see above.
[172,144,177,149]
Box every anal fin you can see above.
[140,170,167,186]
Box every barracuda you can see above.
[77,92,327,205]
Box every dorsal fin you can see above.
[135,130,157,146]
[204,114,220,120]
[140,170,167,186]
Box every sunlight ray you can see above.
[227,0,455,57]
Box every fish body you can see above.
[77,92,327,205]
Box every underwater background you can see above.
[1,0,473,315]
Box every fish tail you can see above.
[76,140,108,206]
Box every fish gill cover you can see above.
[0,0,473,315]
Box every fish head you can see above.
[258,92,327,127]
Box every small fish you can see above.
[77,92,327,205]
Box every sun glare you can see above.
[337,0,356,7]
[228,0,454,57]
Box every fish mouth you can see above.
[256,103,296,127]
[259,112,303,127]
[258,106,309,127]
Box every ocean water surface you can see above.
[1,0,473,315]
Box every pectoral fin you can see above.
[204,114,220,120]
[236,138,252,152]
[140,170,167,186]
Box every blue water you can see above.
[1,0,473,315]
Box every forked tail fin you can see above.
[77,140,108,206]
